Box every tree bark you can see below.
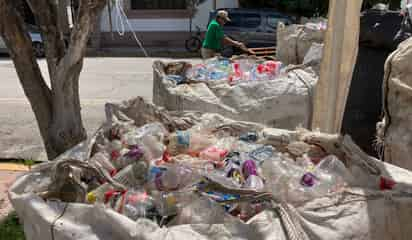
[0,0,107,159]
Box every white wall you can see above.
[191,0,214,30]
[100,0,239,32]
[217,0,239,9]
[192,0,240,30]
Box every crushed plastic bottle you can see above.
[239,132,258,142]
[166,75,185,85]
[87,161,149,203]
[116,189,157,221]
[168,196,228,225]
[154,191,198,218]
[186,64,208,81]
[112,145,144,170]
[147,165,200,192]
[315,155,354,186]
[89,152,117,176]
[243,175,265,191]
[166,130,215,156]
[199,146,228,163]
[248,145,274,165]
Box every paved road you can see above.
[0,57,197,161]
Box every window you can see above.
[267,15,291,29]
[225,13,261,28]
[131,0,186,10]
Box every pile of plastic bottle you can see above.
[85,121,357,225]
[185,57,283,84]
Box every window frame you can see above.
[224,13,262,29]
[126,0,191,19]
[266,14,291,29]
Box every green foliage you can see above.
[0,212,25,240]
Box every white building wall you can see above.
[100,0,239,32]
[217,0,239,9]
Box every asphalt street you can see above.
[0,56,197,161]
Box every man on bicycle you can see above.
[201,10,245,59]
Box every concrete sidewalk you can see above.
[0,168,26,221]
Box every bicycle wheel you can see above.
[185,37,202,53]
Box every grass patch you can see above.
[0,212,25,240]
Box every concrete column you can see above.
[311,0,363,133]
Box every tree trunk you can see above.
[0,0,107,160]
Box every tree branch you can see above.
[26,0,67,81]
[0,0,54,153]
[59,0,106,71]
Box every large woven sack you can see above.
[152,60,317,130]
[276,23,325,65]
[9,97,412,240]
[378,37,412,170]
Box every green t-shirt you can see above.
[202,19,224,50]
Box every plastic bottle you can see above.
[199,146,228,163]
[243,175,265,191]
[248,145,274,166]
[115,189,156,221]
[262,153,305,202]
[87,161,149,203]
[231,62,243,84]
[166,130,215,156]
[239,132,258,142]
[109,123,135,141]
[315,155,354,186]
[166,75,185,85]
[112,145,144,170]
[209,71,228,81]
[253,64,269,81]
[154,191,198,218]
[296,156,350,201]
[147,165,200,192]
[264,60,282,79]
[168,195,228,225]
[242,160,257,179]
[121,123,167,162]
[186,64,208,81]
[89,152,117,176]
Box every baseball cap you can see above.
[217,10,231,22]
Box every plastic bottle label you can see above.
[176,131,190,148]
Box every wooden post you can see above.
[311,0,363,133]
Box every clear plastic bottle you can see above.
[243,175,265,191]
[89,152,117,176]
[121,123,167,163]
[146,165,200,192]
[154,191,199,218]
[186,64,208,81]
[115,189,156,221]
[315,155,354,186]
[248,145,275,166]
[167,195,228,225]
[87,161,149,203]
[113,146,144,170]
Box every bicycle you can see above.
[185,26,203,53]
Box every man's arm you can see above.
[223,36,251,53]
[223,36,242,47]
